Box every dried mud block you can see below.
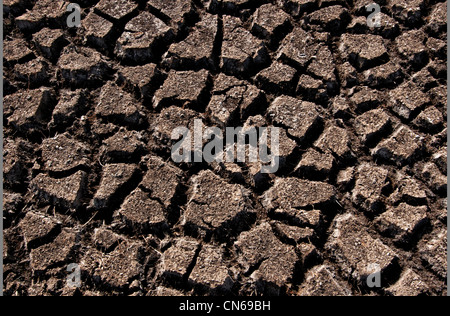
[30,229,80,273]
[306,5,350,32]
[251,4,291,46]
[116,188,167,234]
[395,30,428,68]
[373,126,424,166]
[276,0,317,17]
[154,287,186,296]
[349,87,383,113]
[4,0,30,16]
[413,107,444,133]
[189,245,234,294]
[32,28,68,61]
[207,74,264,126]
[3,193,24,223]
[256,61,298,94]
[420,229,447,279]
[50,89,87,129]
[298,265,352,296]
[352,163,389,213]
[115,12,174,64]
[160,238,200,283]
[140,156,183,208]
[6,88,55,134]
[221,15,269,75]
[274,128,298,169]
[19,212,61,249]
[58,47,111,87]
[3,139,33,189]
[315,126,351,159]
[337,62,358,88]
[262,177,335,210]
[100,130,145,163]
[432,148,447,174]
[339,34,388,70]
[388,0,425,26]
[363,60,404,88]
[147,0,196,29]
[41,134,90,173]
[4,38,34,64]
[117,64,163,100]
[272,222,316,244]
[273,208,323,229]
[234,223,299,295]
[182,170,255,239]
[91,164,139,209]
[386,269,430,296]
[93,227,122,252]
[15,0,70,32]
[375,203,428,246]
[307,45,337,85]
[297,74,329,104]
[389,81,430,120]
[354,109,392,146]
[389,173,427,205]
[95,82,144,126]
[425,37,447,60]
[95,0,138,21]
[31,171,88,210]
[163,13,218,70]
[13,59,49,87]
[421,163,447,195]
[268,96,322,141]
[426,2,447,35]
[326,213,399,285]
[153,70,211,110]
[295,148,335,179]
[82,12,115,51]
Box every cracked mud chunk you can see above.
[95,0,138,21]
[15,0,69,32]
[147,0,195,28]
[4,38,34,64]
[182,170,254,239]
[50,89,87,129]
[388,0,425,26]
[427,2,447,35]
[234,223,299,295]
[91,164,139,209]
[272,222,315,244]
[297,74,328,103]
[389,81,430,120]
[262,178,335,210]
[153,70,211,110]
[93,227,121,252]
[100,130,145,163]
[432,148,447,174]
[31,171,87,210]
[13,59,49,87]
[277,28,326,69]
[349,87,382,113]
[373,126,424,166]
[337,62,358,88]
[375,203,428,245]
[425,37,447,60]
[207,74,264,126]
[32,28,67,61]
[115,12,174,64]
[95,82,144,126]
[389,173,427,205]
[420,229,447,279]
[160,238,200,282]
[41,134,90,173]
[386,269,429,296]
[295,148,334,179]
[82,241,145,289]
[251,4,291,44]
[277,0,317,16]
[421,163,447,195]
[30,229,80,273]
[256,62,297,94]
[189,245,234,294]
[354,109,392,146]
[19,212,61,249]
[315,126,351,159]
[3,139,33,188]
[117,64,163,100]
[298,265,352,296]
[140,156,183,208]
[268,96,322,141]
[272,209,323,229]
[307,45,336,83]
[339,34,388,70]
[116,188,167,233]
[306,5,350,32]
[413,107,444,132]
[351,163,389,213]
[221,15,269,75]
[6,88,55,133]
[395,30,428,67]
[326,213,399,284]
[363,60,404,88]
[58,47,111,86]
[82,12,115,51]
[163,13,218,70]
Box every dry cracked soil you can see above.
[2,0,448,296]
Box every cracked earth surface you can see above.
[3,0,448,296]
